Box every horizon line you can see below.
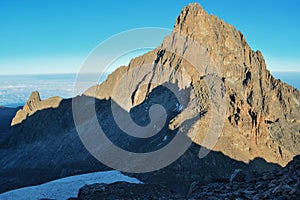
[0,72,113,76]
[1,70,300,76]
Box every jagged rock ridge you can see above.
[11,91,62,125]
[85,3,300,166]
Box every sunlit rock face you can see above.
[85,3,300,166]
[11,91,62,126]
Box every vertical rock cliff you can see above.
[85,3,300,166]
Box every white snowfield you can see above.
[0,170,142,200]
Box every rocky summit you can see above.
[85,3,300,165]
[11,91,62,126]
[0,2,299,199]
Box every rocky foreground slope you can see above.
[71,155,300,199]
[1,2,299,197]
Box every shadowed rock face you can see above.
[0,107,16,130]
[0,106,20,138]
[0,93,281,195]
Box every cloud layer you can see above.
[0,74,107,107]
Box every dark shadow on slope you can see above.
[126,143,282,195]
[0,98,110,194]
[97,84,191,153]
[0,83,282,195]
[0,106,22,143]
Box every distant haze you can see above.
[0,73,108,107]
[0,72,299,108]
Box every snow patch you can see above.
[174,103,183,113]
[0,170,142,200]
[163,135,168,141]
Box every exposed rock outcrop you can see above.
[11,91,62,126]
[171,4,300,165]
[73,182,180,200]
[71,155,300,199]
[187,155,300,199]
[85,3,300,166]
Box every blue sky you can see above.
[0,0,299,74]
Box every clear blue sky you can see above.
[0,0,299,74]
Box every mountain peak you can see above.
[181,3,206,16]
[174,3,208,32]
[11,91,62,126]
[173,3,265,80]
[23,91,41,113]
[86,3,300,166]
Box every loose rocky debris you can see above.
[71,155,299,199]
[69,182,180,200]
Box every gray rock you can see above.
[75,182,180,200]
[272,184,292,195]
